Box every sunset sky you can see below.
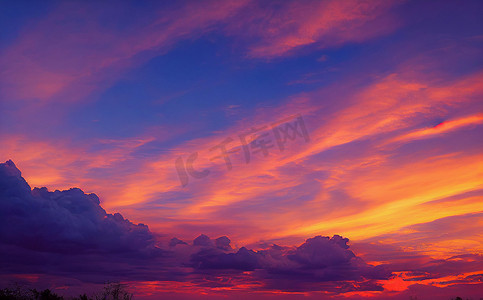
[0,0,482,299]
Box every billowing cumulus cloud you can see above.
[0,160,391,292]
[188,235,391,292]
[0,160,171,284]
[0,160,158,256]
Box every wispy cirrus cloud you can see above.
[227,0,403,58]
[0,0,248,103]
[0,0,405,106]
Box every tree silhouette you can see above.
[0,287,63,300]
[72,294,90,300]
[31,289,63,300]
[95,283,132,300]
[1,283,133,300]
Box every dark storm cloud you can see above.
[1,160,391,292]
[186,233,391,291]
[0,160,158,256]
[0,160,171,283]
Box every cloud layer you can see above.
[1,0,482,298]
[0,160,392,293]
[1,160,482,298]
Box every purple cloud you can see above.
[0,160,158,256]
[0,160,391,292]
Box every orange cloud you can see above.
[391,114,483,143]
[0,0,248,103]
[239,0,403,58]
[3,45,482,251]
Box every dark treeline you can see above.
[1,285,477,300]
[0,283,132,300]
